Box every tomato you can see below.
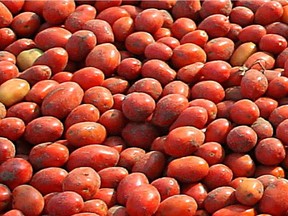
[191,80,225,104]
[144,42,173,61]
[176,62,204,85]
[126,184,160,216]
[62,167,101,200]
[194,142,225,166]
[65,122,106,147]
[116,172,149,205]
[276,118,288,145]
[113,17,134,42]
[151,177,180,201]
[212,204,257,216]
[42,0,75,25]
[167,156,209,183]
[12,184,44,216]
[164,126,205,157]
[258,178,288,215]
[64,4,97,33]
[224,153,256,177]
[0,137,15,164]
[0,61,19,85]
[117,147,146,171]
[30,167,68,195]
[171,0,201,20]
[259,34,287,54]
[182,183,208,210]
[127,78,163,101]
[24,116,64,145]
[132,151,166,181]
[200,60,232,83]
[0,158,33,190]
[203,186,237,214]
[103,136,126,153]
[28,142,69,170]
[0,2,13,28]
[269,105,288,128]
[255,97,279,119]
[81,199,108,216]
[83,19,114,44]
[254,1,284,26]
[202,164,233,190]
[198,14,230,38]
[125,31,155,55]
[205,118,232,144]
[256,174,278,189]
[151,94,189,127]
[46,191,84,216]
[254,165,285,178]
[0,183,11,212]
[155,194,198,216]
[134,8,164,33]
[180,30,208,48]
[229,6,254,27]
[66,144,119,172]
[235,178,264,206]
[85,43,120,77]
[116,58,142,80]
[121,92,155,122]
[121,122,160,150]
[98,167,128,189]
[162,80,190,98]
[0,117,25,141]
[171,43,207,69]
[251,117,274,140]
[204,38,235,61]
[170,17,196,40]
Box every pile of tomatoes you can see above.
[1,0,288,215]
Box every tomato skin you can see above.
[191,80,225,104]
[30,167,68,195]
[83,19,114,44]
[229,6,254,27]
[65,122,106,147]
[41,81,84,119]
[98,167,128,189]
[116,172,149,205]
[181,182,207,209]
[151,94,189,128]
[269,105,288,128]
[238,24,266,44]
[62,167,101,201]
[244,51,275,70]
[203,186,237,214]
[144,42,173,61]
[46,191,84,216]
[126,184,161,216]
[118,147,146,171]
[212,204,257,216]
[0,183,11,212]
[164,126,205,157]
[0,137,15,164]
[85,43,121,77]
[121,122,160,150]
[12,184,44,216]
[93,188,117,208]
[151,177,180,201]
[81,199,108,216]
[66,144,119,172]
[134,8,164,33]
[258,178,288,215]
[23,116,64,145]
[125,31,155,55]
[42,0,76,25]
[0,158,33,190]
[0,61,19,85]
[167,156,209,183]
[0,2,13,28]
[113,17,135,42]
[155,194,198,216]
[204,38,235,61]
[65,104,100,129]
[28,142,69,170]
[171,0,201,20]
[64,4,97,33]
[0,117,25,141]
[251,117,274,140]
[116,58,142,81]
[171,43,207,69]
[132,151,166,181]
[224,153,256,178]
[254,1,284,26]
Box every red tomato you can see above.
[0,183,11,212]
[0,158,33,190]
[0,137,15,164]
[30,167,68,195]
[151,177,180,201]
[194,142,225,166]
[66,144,119,172]
[155,194,198,216]
[98,167,128,189]
[126,184,160,216]
[0,117,25,141]
[12,184,44,216]
[81,199,108,216]
[28,142,69,170]
[181,182,207,209]
[62,167,101,200]
[0,2,13,28]
[0,60,19,85]
[134,8,164,33]
[118,147,146,171]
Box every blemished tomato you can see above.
[181,182,208,209]
[154,194,198,216]
[98,167,128,189]
[151,177,180,201]
[0,158,33,190]
[62,167,101,200]
[126,184,161,216]
[12,184,44,216]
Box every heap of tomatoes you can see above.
[1,0,288,215]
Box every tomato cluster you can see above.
[1,0,288,215]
